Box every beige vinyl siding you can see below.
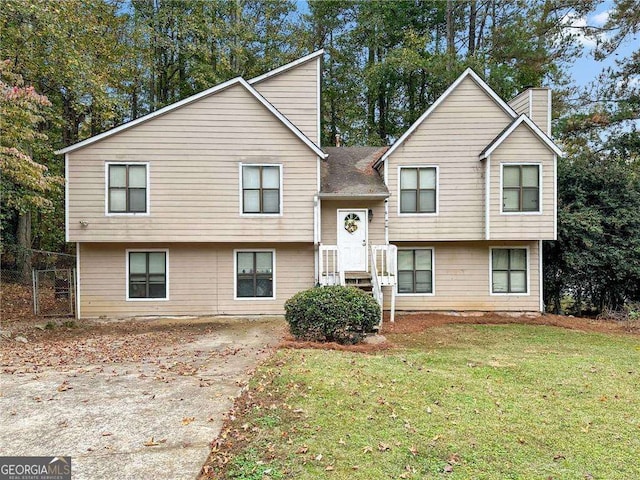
[489,123,555,240]
[387,76,513,241]
[384,241,540,312]
[67,84,317,243]
[508,88,550,135]
[508,90,530,116]
[79,242,315,318]
[531,89,550,135]
[320,200,385,245]
[252,57,319,144]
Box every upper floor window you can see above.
[108,163,147,213]
[241,165,281,214]
[491,248,527,294]
[502,164,540,212]
[400,167,437,214]
[128,250,167,300]
[397,248,434,294]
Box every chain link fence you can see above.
[1,247,76,321]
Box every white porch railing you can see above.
[319,245,344,286]
[371,244,397,324]
[319,244,397,326]
[369,247,384,327]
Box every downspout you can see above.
[75,242,81,319]
[485,155,491,240]
[314,193,319,284]
[383,160,389,245]
[539,239,544,313]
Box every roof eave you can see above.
[318,192,389,200]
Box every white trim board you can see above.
[56,77,327,159]
[233,249,277,301]
[374,68,518,169]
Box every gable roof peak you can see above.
[374,66,518,168]
[55,56,328,158]
[479,113,563,159]
[248,49,324,85]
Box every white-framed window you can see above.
[399,166,438,215]
[106,162,149,215]
[490,247,529,295]
[234,249,276,299]
[240,164,282,215]
[501,164,541,213]
[126,249,169,301]
[397,248,435,295]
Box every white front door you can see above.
[337,209,368,272]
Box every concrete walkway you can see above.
[0,317,284,480]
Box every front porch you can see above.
[318,243,397,327]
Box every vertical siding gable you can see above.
[387,76,514,241]
[489,123,555,239]
[252,57,319,145]
[67,84,318,243]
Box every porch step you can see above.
[344,271,373,291]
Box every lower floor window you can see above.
[129,251,167,299]
[397,249,433,294]
[236,251,274,298]
[491,248,527,293]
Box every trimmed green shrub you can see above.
[284,285,380,344]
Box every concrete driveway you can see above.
[0,316,285,480]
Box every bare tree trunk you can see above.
[366,46,376,138]
[446,0,455,71]
[468,0,477,56]
[17,211,32,283]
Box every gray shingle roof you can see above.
[320,147,389,198]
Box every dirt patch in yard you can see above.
[1,317,284,374]
[382,312,640,335]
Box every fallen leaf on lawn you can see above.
[448,453,460,464]
[553,454,566,461]
[57,381,72,392]
[182,417,195,425]
[426,406,432,414]
[101,432,113,437]
[352,465,359,470]
[362,446,373,453]
[338,438,346,445]
[143,437,159,447]
[409,445,418,456]
[315,454,323,461]
[325,465,334,471]
[378,442,390,452]
[444,464,454,473]
[296,445,308,454]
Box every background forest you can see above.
[1,0,638,313]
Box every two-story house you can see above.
[57,50,561,319]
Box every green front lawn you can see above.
[203,323,640,479]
